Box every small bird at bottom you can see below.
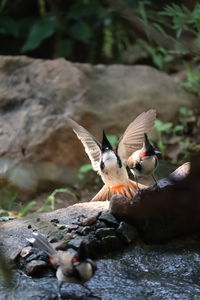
[27,232,97,300]
[128,133,161,189]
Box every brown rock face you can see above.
[110,159,200,242]
[0,56,197,192]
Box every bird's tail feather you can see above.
[27,232,56,257]
[91,180,148,201]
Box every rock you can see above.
[26,260,48,276]
[0,56,197,194]
[76,226,92,235]
[95,228,116,238]
[81,213,100,226]
[65,233,74,240]
[99,212,119,227]
[94,221,107,228]
[110,158,200,242]
[51,240,68,250]
[8,248,21,263]
[101,235,122,252]
[116,222,138,244]
[2,196,200,299]
[67,237,84,250]
[3,239,200,299]
[67,224,79,231]
[20,246,32,258]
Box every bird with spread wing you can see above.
[67,109,156,201]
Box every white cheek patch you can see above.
[102,151,116,164]
[76,263,93,281]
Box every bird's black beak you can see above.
[101,130,113,152]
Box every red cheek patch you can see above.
[140,152,147,157]
[49,257,54,264]
[72,257,79,263]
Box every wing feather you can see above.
[117,109,156,163]
[67,119,101,171]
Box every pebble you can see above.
[99,212,119,227]
[51,240,68,250]
[95,221,107,228]
[116,222,138,244]
[76,226,92,235]
[68,224,79,231]
[81,213,100,226]
[101,235,121,251]
[96,228,116,239]
[50,219,59,224]
[20,246,32,258]
[26,260,48,276]
[65,233,73,240]
[67,238,84,250]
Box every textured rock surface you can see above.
[1,199,200,299]
[0,56,197,192]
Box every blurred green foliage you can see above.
[0,0,199,78]
[0,0,141,62]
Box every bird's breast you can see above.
[140,156,157,175]
[100,164,129,187]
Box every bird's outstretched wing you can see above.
[117,109,156,163]
[67,119,101,171]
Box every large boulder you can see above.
[0,56,197,191]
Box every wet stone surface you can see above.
[1,201,200,299]
[2,239,200,300]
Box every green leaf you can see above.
[79,164,93,173]
[179,106,193,116]
[106,134,118,147]
[173,125,184,132]
[20,201,36,217]
[154,120,173,133]
[21,16,56,52]
[0,216,17,222]
[57,39,73,57]
[69,22,92,42]
[0,16,18,37]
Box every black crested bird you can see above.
[67,110,156,201]
[128,133,161,188]
[27,232,97,299]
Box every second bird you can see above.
[128,133,161,188]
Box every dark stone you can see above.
[84,236,101,258]
[101,235,122,252]
[51,240,68,250]
[26,260,48,276]
[98,212,119,228]
[116,222,138,244]
[95,221,107,229]
[50,219,59,224]
[95,228,116,239]
[68,224,79,231]
[25,249,48,263]
[57,225,67,230]
[76,226,92,235]
[67,237,84,250]
[48,233,64,243]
